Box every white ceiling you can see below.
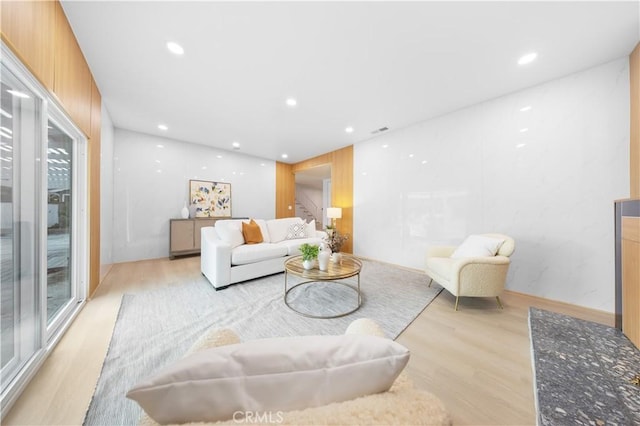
[62,1,640,164]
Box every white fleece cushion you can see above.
[214,221,244,249]
[126,334,410,425]
[451,234,505,259]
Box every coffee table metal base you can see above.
[284,273,361,319]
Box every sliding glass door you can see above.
[46,121,75,326]
[0,42,87,413]
[0,59,43,399]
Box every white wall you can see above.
[112,129,275,262]
[354,58,630,312]
[99,102,114,280]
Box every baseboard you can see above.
[503,289,615,327]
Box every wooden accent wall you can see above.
[1,0,102,296]
[275,162,295,218]
[0,0,55,89]
[622,216,640,348]
[276,146,354,253]
[631,43,640,198]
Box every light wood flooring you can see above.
[2,256,613,425]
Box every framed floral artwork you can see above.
[189,180,232,218]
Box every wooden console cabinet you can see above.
[169,218,217,259]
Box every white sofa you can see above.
[201,217,326,289]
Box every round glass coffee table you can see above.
[284,255,362,319]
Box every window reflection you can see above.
[47,121,73,321]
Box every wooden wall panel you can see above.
[53,1,92,137]
[88,78,101,295]
[275,162,295,218]
[622,217,640,348]
[281,145,354,253]
[0,0,55,89]
[631,43,640,198]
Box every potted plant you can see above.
[299,243,320,270]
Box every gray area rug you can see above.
[83,259,442,426]
[529,307,640,425]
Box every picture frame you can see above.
[189,180,232,218]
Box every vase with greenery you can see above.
[299,243,320,270]
[325,229,349,253]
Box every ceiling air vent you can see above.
[371,126,390,135]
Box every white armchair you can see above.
[425,234,515,311]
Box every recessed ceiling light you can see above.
[158,124,168,131]
[520,106,532,112]
[421,160,428,164]
[382,144,388,148]
[201,166,207,170]
[216,155,223,159]
[520,128,529,133]
[345,126,354,133]
[362,172,367,176]
[260,163,265,167]
[281,153,288,159]
[516,143,527,148]
[518,52,538,65]
[166,41,184,55]
[7,89,30,99]
[286,98,297,107]
[232,141,240,149]
[156,144,164,148]
[409,154,414,158]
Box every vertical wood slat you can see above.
[622,217,640,349]
[53,1,92,137]
[0,0,56,89]
[630,43,640,198]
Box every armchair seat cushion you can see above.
[425,257,454,279]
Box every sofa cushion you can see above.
[126,334,410,424]
[277,237,323,256]
[451,234,505,259]
[231,243,287,265]
[241,219,263,244]
[267,217,307,243]
[215,220,245,249]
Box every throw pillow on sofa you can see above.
[214,221,245,249]
[126,334,410,424]
[241,219,263,244]
[285,220,308,240]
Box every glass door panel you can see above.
[46,121,73,322]
[0,62,42,394]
